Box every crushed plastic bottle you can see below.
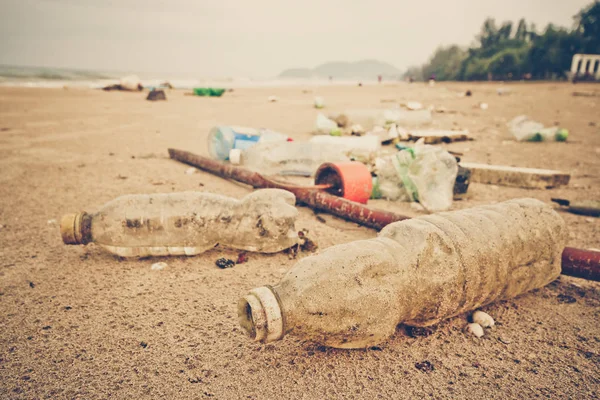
[208,125,289,161]
[509,116,569,142]
[315,113,341,135]
[373,141,458,211]
[230,141,351,177]
[238,198,566,348]
[60,189,299,258]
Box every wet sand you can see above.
[0,82,599,398]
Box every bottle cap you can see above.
[60,212,91,245]
[238,286,284,343]
[229,149,242,164]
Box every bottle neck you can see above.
[60,212,93,245]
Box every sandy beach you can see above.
[1,82,599,399]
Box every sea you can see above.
[0,64,369,89]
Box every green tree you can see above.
[421,45,467,81]
[574,1,600,53]
[515,18,528,41]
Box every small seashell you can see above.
[151,262,167,271]
[472,311,495,328]
[465,323,484,338]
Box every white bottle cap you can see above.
[229,149,242,164]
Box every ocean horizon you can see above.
[0,64,383,89]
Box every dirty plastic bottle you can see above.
[60,189,299,258]
[373,142,458,211]
[509,116,568,142]
[208,125,289,161]
[238,198,566,348]
[309,135,381,163]
[230,141,350,177]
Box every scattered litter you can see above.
[551,198,600,217]
[497,88,510,95]
[192,88,225,97]
[117,174,128,180]
[151,262,167,271]
[146,89,166,101]
[216,258,235,269]
[465,323,484,338]
[29,282,35,288]
[415,361,434,372]
[465,90,472,97]
[314,96,324,109]
[60,189,299,258]
[472,311,494,328]
[268,95,279,102]
[461,163,570,189]
[236,252,249,264]
[479,102,489,110]
[185,167,197,175]
[509,115,569,142]
[47,219,57,225]
[407,129,471,144]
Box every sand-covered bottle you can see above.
[60,189,298,258]
[238,198,566,348]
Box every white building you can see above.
[570,54,600,80]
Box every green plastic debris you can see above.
[193,88,226,97]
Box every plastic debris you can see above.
[509,115,569,142]
[60,189,299,258]
[374,141,458,211]
[238,198,566,348]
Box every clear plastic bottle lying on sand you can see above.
[238,198,566,348]
[230,141,350,176]
[60,189,299,258]
[342,109,432,129]
[207,125,289,161]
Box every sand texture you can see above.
[0,83,599,398]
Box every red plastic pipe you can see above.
[168,148,600,281]
[168,149,408,230]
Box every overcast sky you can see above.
[0,0,593,78]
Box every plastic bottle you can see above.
[509,115,569,142]
[309,135,381,163]
[373,142,458,211]
[60,189,299,258]
[238,198,566,348]
[230,141,350,177]
[315,113,341,135]
[207,125,289,161]
[342,109,432,129]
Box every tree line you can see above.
[404,1,600,81]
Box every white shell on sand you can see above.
[472,311,495,328]
[465,323,484,338]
